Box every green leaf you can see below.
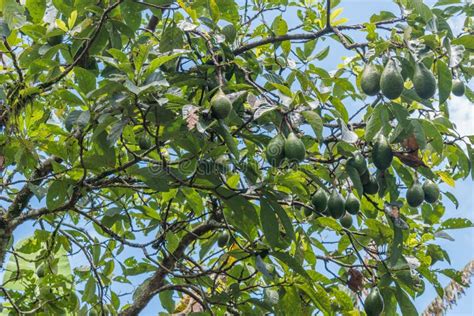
[395,285,418,315]
[440,218,474,230]
[346,165,364,197]
[270,251,310,279]
[260,199,281,249]
[46,179,69,210]
[25,0,46,23]
[365,106,383,141]
[272,15,288,36]
[268,198,296,242]
[159,288,175,313]
[302,111,323,141]
[74,67,96,94]
[452,35,474,50]
[437,60,452,105]
[216,121,240,160]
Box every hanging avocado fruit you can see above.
[328,190,345,219]
[347,151,368,175]
[304,207,313,217]
[452,79,465,97]
[138,135,152,150]
[47,34,64,46]
[210,90,232,119]
[266,134,286,167]
[372,134,393,170]
[422,180,440,204]
[364,287,384,316]
[363,176,379,195]
[217,232,230,248]
[312,189,328,213]
[406,183,425,207]
[380,59,404,99]
[284,132,305,163]
[413,62,437,99]
[345,192,360,215]
[360,63,381,96]
[339,212,353,228]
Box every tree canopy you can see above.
[0,0,473,314]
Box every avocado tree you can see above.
[0,0,473,314]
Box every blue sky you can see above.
[1,0,473,314]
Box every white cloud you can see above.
[449,96,474,137]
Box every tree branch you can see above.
[119,221,222,316]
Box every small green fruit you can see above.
[364,287,384,316]
[380,59,404,99]
[210,90,232,119]
[217,232,230,248]
[413,62,436,99]
[406,183,424,207]
[303,207,313,217]
[372,134,393,170]
[47,34,64,46]
[89,309,99,316]
[345,193,360,215]
[138,135,151,150]
[339,212,353,228]
[360,171,370,185]
[266,134,286,167]
[36,264,46,278]
[360,63,381,96]
[347,151,368,175]
[284,132,305,163]
[452,79,465,97]
[276,56,287,68]
[312,189,328,213]
[363,176,379,195]
[422,180,440,204]
[328,190,345,219]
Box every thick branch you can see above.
[119,221,222,316]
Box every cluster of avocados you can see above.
[266,132,306,166]
[310,188,358,228]
[406,179,440,208]
[360,59,465,99]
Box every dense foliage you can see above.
[0,0,473,314]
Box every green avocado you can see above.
[328,190,345,219]
[266,134,286,167]
[217,232,230,248]
[345,192,360,215]
[406,183,424,207]
[360,171,370,185]
[372,134,393,170]
[47,34,64,46]
[312,189,328,213]
[284,132,306,163]
[276,56,287,68]
[339,212,353,228]
[422,180,440,204]
[347,151,368,175]
[363,176,379,195]
[304,207,313,217]
[89,309,99,316]
[364,287,384,316]
[380,59,404,99]
[36,264,46,278]
[413,62,436,99]
[360,63,381,96]
[138,135,152,150]
[452,79,465,97]
[210,90,232,119]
